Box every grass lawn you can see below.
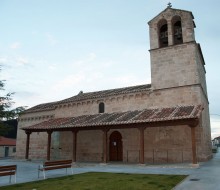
[1,172,186,190]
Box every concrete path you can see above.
[0,152,219,189]
[174,151,220,190]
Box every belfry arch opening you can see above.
[158,19,168,48]
[172,16,183,45]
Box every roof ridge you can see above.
[59,84,151,102]
[24,84,151,114]
[148,7,194,24]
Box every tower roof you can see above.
[148,7,194,25]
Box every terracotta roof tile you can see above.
[0,136,16,146]
[191,105,203,117]
[70,115,98,125]
[116,110,142,122]
[100,113,125,123]
[173,105,194,117]
[22,105,202,131]
[133,109,158,121]
[152,108,176,119]
[26,118,74,130]
[92,114,113,123]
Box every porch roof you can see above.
[22,105,203,132]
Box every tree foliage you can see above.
[0,68,26,136]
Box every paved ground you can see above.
[174,151,220,190]
[0,152,219,189]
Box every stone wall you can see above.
[150,42,200,90]
[16,82,212,162]
[16,110,54,160]
[0,146,16,158]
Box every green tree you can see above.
[0,68,26,136]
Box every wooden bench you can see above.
[38,160,73,179]
[0,165,17,183]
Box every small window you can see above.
[13,147,16,153]
[99,102,105,113]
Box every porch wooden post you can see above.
[47,131,52,161]
[25,131,31,160]
[72,130,78,162]
[102,128,108,163]
[139,127,145,164]
[191,126,197,164]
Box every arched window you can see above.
[172,16,183,45]
[99,102,105,113]
[158,19,168,48]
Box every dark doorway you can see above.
[109,131,123,161]
[5,147,9,157]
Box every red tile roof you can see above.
[22,105,202,131]
[0,136,16,146]
[24,84,151,113]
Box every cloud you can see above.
[85,72,104,83]
[46,33,58,45]
[10,42,21,49]
[51,73,86,93]
[16,57,29,66]
[74,52,97,67]
[102,60,115,68]
[0,55,31,67]
[0,57,8,64]
[88,53,96,61]
[211,116,220,139]
[12,91,43,108]
[48,65,57,71]
[112,74,150,86]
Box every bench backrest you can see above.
[0,165,17,177]
[44,160,72,167]
[0,165,17,172]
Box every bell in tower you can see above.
[159,23,168,47]
[173,17,183,45]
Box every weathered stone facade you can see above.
[16,7,212,163]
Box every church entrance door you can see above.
[109,131,123,161]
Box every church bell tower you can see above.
[148,5,208,97]
[147,5,212,161]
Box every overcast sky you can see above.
[0,0,220,138]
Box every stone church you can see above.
[16,6,212,164]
